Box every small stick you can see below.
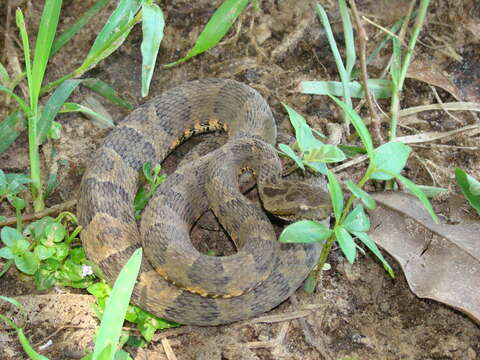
[161,338,178,360]
[348,0,384,145]
[0,199,77,227]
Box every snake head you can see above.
[260,180,332,221]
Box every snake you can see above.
[78,78,331,325]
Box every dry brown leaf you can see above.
[368,192,480,323]
[407,60,462,101]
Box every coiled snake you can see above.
[78,79,331,325]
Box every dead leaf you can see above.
[368,192,480,324]
[407,60,462,101]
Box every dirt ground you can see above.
[1,0,480,359]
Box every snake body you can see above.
[78,79,328,325]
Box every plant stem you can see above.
[15,206,22,232]
[27,113,43,212]
[389,0,431,141]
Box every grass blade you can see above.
[61,102,114,128]
[37,79,82,144]
[92,248,142,360]
[82,78,133,109]
[50,0,110,56]
[338,0,355,76]
[328,95,374,160]
[30,0,63,107]
[15,9,32,108]
[141,2,164,97]
[0,62,11,86]
[87,0,141,59]
[0,110,26,153]
[0,85,30,114]
[301,79,392,99]
[455,168,480,215]
[164,0,249,67]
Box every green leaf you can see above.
[35,269,56,290]
[15,251,40,275]
[390,37,402,88]
[0,247,14,260]
[82,78,133,110]
[304,161,328,175]
[278,143,305,170]
[0,62,10,86]
[304,144,347,163]
[326,170,343,220]
[343,204,370,232]
[393,172,439,223]
[338,0,355,76]
[328,95,374,159]
[50,0,110,56]
[61,102,114,127]
[301,79,393,99]
[0,110,26,153]
[303,275,317,293]
[30,0,63,105]
[1,226,24,247]
[0,84,30,114]
[70,247,86,264]
[282,104,323,152]
[37,79,81,144]
[371,142,411,180]
[345,180,376,210]
[87,0,141,60]
[92,248,142,360]
[455,168,480,215]
[278,220,332,243]
[15,9,33,108]
[141,3,164,97]
[413,185,448,198]
[34,245,56,260]
[164,0,249,67]
[335,226,356,264]
[45,222,67,243]
[352,231,394,278]
[87,281,112,299]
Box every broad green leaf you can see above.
[279,220,332,243]
[282,104,323,152]
[15,251,40,275]
[335,226,356,264]
[278,143,304,170]
[30,0,63,105]
[326,170,343,220]
[0,247,14,259]
[61,102,114,127]
[343,204,370,232]
[352,231,394,278]
[37,79,82,144]
[345,180,376,209]
[45,222,67,243]
[0,84,30,114]
[1,226,24,247]
[10,196,26,210]
[304,161,327,175]
[393,172,439,223]
[304,144,346,163]
[164,0,249,67]
[301,79,393,99]
[92,248,142,360]
[87,0,141,59]
[82,78,133,110]
[50,0,110,56]
[141,3,164,97]
[455,168,480,215]
[371,142,411,180]
[0,110,26,153]
[34,245,56,260]
[328,95,374,159]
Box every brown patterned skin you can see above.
[78,79,331,325]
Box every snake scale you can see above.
[78,78,331,325]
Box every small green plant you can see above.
[133,162,166,220]
[0,213,95,290]
[278,1,436,291]
[0,170,31,230]
[455,168,480,216]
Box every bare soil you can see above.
[1,0,479,359]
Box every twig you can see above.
[0,199,77,227]
[348,0,383,146]
[161,338,178,360]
